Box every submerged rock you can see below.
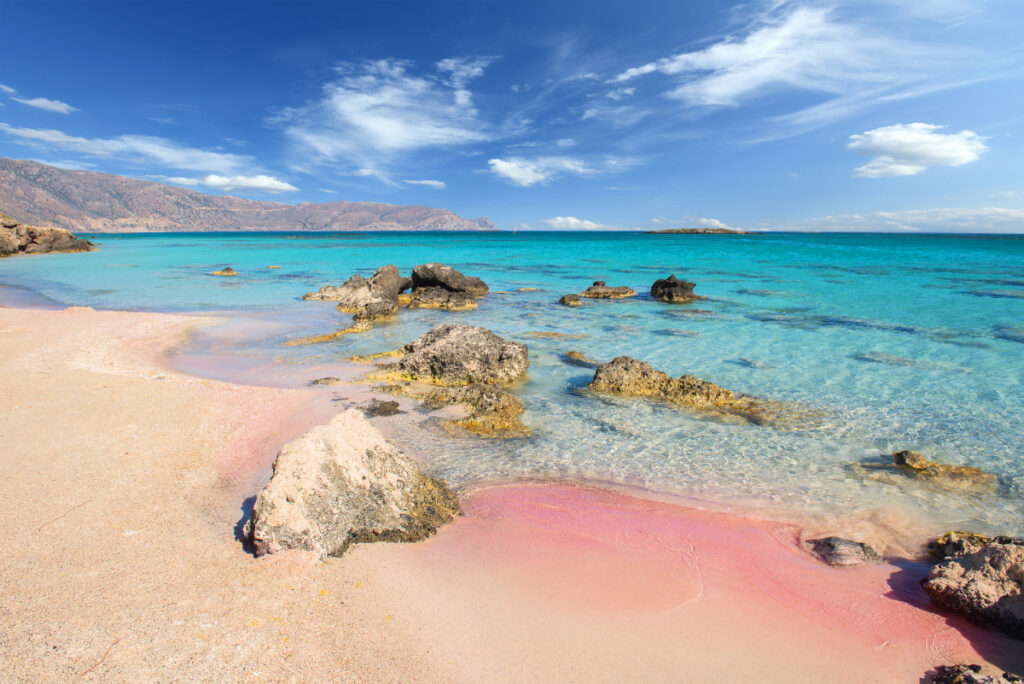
[559,294,582,307]
[650,275,702,303]
[0,211,94,257]
[922,537,1024,640]
[377,324,529,385]
[588,356,784,425]
[420,383,527,437]
[929,665,1023,683]
[211,266,237,276]
[245,410,459,558]
[580,281,637,299]
[856,450,997,493]
[362,399,403,417]
[808,537,881,567]
[561,350,600,368]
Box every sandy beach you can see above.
[2,305,1022,682]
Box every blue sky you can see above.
[2,0,1023,232]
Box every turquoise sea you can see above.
[3,231,1023,537]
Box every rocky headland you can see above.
[1,210,93,257]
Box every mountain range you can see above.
[0,157,494,233]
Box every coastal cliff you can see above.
[0,157,495,233]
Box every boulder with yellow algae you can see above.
[211,266,237,276]
[377,324,528,385]
[420,383,528,437]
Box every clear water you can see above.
[3,231,1023,536]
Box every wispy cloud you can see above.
[487,155,635,187]
[543,216,603,229]
[848,123,987,177]
[778,207,1024,233]
[276,58,493,171]
[164,174,298,193]
[0,122,254,175]
[404,179,446,189]
[13,97,79,115]
[0,83,16,95]
[615,7,924,107]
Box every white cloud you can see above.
[847,123,987,177]
[0,83,15,94]
[404,179,446,189]
[615,7,927,108]
[487,156,594,186]
[277,58,492,170]
[580,104,647,127]
[543,216,603,229]
[164,174,298,193]
[684,216,734,230]
[606,87,635,100]
[779,207,1024,233]
[13,97,79,115]
[0,122,252,174]
[556,138,576,148]
[991,190,1018,201]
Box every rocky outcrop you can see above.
[589,356,785,425]
[377,324,529,385]
[651,275,703,303]
[855,451,996,493]
[922,537,1024,640]
[244,410,459,558]
[929,665,1023,683]
[931,531,1021,561]
[304,265,410,321]
[580,281,637,299]
[407,263,488,311]
[0,210,93,257]
[559,294,582,307]
[420,384,527,437]
[808,537,881,567]
[362,399,402,417]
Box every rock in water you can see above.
[855,450,996,493]
[930,531,1020,561]
[559,294,582,307]
[808,537,881,566]
[0,211,93,257]
[245,410,459,558]
[211,266,237,276]
[362,399,403,417]
[408,287,479,311]
[929,665,1023,683]
[303,265,410,321]
[589,355,783,425]
[562,351,600,368]
[580,281,637,299]
[378,324,529,385]
[411,263,489,295]
[420,384,527,437]
[922,537,1024,640]
[650,275,702,303]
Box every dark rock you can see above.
[244,410,460,558]
[929,665,1023,683]
[362,399,402,417]
[589,356,787,424]
[559,294,582,307]
[411,263,488,295]
[211,266,237,276]
[303,265,407,321]
[651,275,702,303]
[808,537,881,567]
[420,383,527,436]
[580,284,637,299]
[377,324,529,385]
[922,538,1024,640]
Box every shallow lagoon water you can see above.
[2,231,1022,537]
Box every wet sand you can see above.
[1,305,1020,682]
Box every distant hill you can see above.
[0,157,494,233]
[644,227,746,235]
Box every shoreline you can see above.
[2,303,1022,680]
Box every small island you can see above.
[644,227,747,234]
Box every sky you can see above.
[2,0,1023,232]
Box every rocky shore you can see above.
[1,210,93,257]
